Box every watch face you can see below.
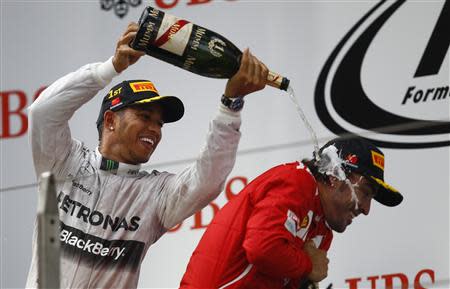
[230,98,244,110]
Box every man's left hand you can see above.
[112,22,146,73]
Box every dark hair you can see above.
[97,120,104,142]
[302,158,330,184]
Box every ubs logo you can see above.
[315,0,449,148]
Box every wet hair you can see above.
[302,156,354,185]
[304,157,380,198]
[302,158,330,184]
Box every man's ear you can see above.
[103,110,116,131]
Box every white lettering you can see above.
[76,239,85,249]
[59,228,127,261]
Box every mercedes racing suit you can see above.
[180,162,333,289]
[26,57,242,289]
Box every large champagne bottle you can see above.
[130,6,290,91]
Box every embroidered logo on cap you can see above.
[346,154,359,165]
[110,97,122,109]
[129,81,158,93]
[371,150,385,171]
[108,87,123,99]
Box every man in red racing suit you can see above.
[180,137,403,289]
[181,162,332,289]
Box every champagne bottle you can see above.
[130,6,290,91]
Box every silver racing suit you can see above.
[26,57,242,288]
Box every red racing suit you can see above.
[180,162,333,289]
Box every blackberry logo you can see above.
[72,180,93,196]
[100,0,142,19]
[60,222,145,270]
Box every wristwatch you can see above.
[221,94,245,112]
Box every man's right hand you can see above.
[112,22,146,73]
[224,48,268,98]
[304,240,329,282]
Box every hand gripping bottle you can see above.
[130,6,290,91]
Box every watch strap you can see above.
[221,95,245,112]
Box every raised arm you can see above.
[28,23,144,177]
[157,49,268,229]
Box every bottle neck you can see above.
[267,71,290,91]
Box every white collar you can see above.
[95,147,141,177]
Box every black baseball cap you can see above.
[96,80,184,128]
[318,136,403,207]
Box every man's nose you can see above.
[360,198,371,216]
[148,122,161,138]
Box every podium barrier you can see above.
[37,172,60,289]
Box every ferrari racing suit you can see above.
[180,162,333,289]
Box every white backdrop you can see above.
[1,0,449,288]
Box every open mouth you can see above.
[139,137,155,150]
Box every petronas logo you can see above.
[100,0,142,19]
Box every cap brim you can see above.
[133,95,184,123]
[371,176,403,207]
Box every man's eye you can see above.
[367,189,376,199]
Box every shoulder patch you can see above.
[284,210,300,237]
[284,210,313,240]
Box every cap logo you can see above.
[110,97,122,109]
[129,81,158,93]
[371,150,385,171]
[107,87,122,99]
[346,154,359,165]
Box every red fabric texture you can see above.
[180,162,333,289]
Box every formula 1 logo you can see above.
[100,0,142,19]
[315,0,449,148]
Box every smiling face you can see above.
[101,104,163,165]
[319,172,377,233]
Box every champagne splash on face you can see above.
[316,145,360,210]
[286,86,360,209]
[286,86,320,157]
[345,179,359,211]
[316,145,346,181]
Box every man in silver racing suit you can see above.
[26,23,269,288]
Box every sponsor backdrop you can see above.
[1,0,449,288]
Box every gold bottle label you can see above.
[267,71,283,89]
